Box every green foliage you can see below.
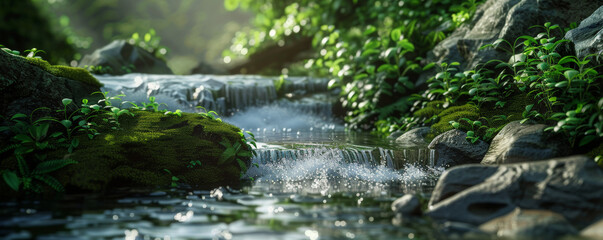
[224,0,485,130]
[480,22,602,148]
[449,116,505,143]
[163,169,180,188]
[0,111,78,193]
[218,130,257,178]
[196,106,222,122]
[129,29,168,60]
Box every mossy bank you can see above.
[0,110,249,197]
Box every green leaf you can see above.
[32,159,77,175]
[32,174,64,192]
[466,131,475,137]
[579,135,596,147]
[60,120,72,128]
[11,113,27,120]
[71,138,79,148]
[563,70,579,80]
[2,171,20,191]
[14,134,33,143]
[554,81,568,88]
[391,28,402,42]
[537,62,549,71]
[62,98,73,106]
[422,62,436,71]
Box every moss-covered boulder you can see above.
[0,49,101,119]
[48,110,247,193]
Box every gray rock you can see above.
[0,50,100,119]
[428,129,489,168]
[565,6,603,62]
[78,40,173,75]
[427,155,603,228]
[481,121,571,165]
[387,130,404,140]
[417,0,600,86]
[581,218,603,239]
[479,208,578,239]
[395,127,431,147]
[391,194,421,217]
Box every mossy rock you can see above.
[0,50,101,120]
[24,56,102,88]
[44,110,248,193]
[428,104,480,140]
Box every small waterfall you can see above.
[96,74,333,116]
[390,148,438,168]
[252,148,386,167]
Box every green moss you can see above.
[48,110,246,192]
[414,100,445,118]
[24,57,103,88]
[429,104,480,138]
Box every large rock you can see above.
[565,6,603,62]
[418,0,600,86]
[479,208,578,239]
[0,50,101,118]
[0,111,247,196]
[481,121,571,165]
[78,40,173,75]
[427,155,603,228]
[428,129,489,168]
[392,194,421,217]
[395,127,431,148]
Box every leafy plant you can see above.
[0,112,78,192]
[187,160,202,169]
[24,48,46,58]
[218,130,257,178]
[163,169,180,188]
[196,106,222,121]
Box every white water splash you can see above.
[245,148,443,196]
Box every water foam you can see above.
[245,148,442,196]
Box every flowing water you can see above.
[0,74,446,240]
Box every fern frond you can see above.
[15,153,30,176]
[32,159,77,175]
[0,144,20,155]
[33,174,64,192]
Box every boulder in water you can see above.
[564,6,603,62]
[481,121,571,165]
[395,127,431,148]
[392,194,421,217]
[427,155,603,228]
[428,129,489,168]
[78,40,173,75]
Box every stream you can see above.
[0,74,445,240]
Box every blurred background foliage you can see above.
[2,0,252,74]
